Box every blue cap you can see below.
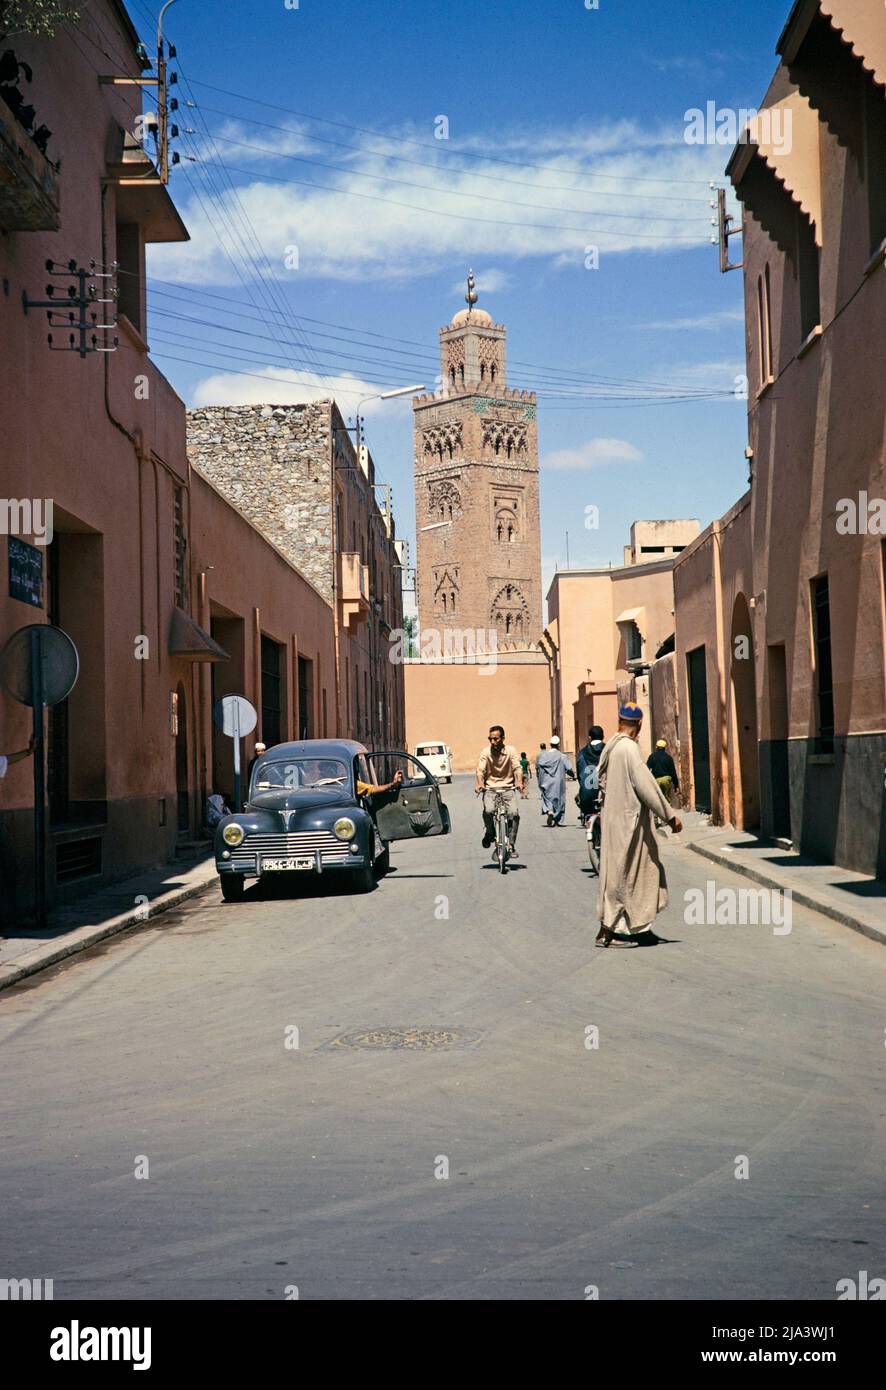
[619,702,643,722]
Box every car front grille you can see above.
[230,830,352,867]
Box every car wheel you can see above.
[220,874,245,903]
[375,846,391,877]
[351,865,376,893]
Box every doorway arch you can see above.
[730,594,760,830]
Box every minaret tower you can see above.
[412,272,542,651]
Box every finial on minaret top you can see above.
[465,268,478,312]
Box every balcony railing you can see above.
[0,90,59,232]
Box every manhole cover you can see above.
[327,1026,481,1052]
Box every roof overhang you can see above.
[727,84,822,248]
[615,606,645,628]
[105,124,190,243]
[779,0,886,91]
[169,607,229,662]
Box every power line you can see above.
[141,277,726,394]
[189,101,711,208]
[137,276,726,394]
[190,157,705,242]
[145,302,723,399]
[150,345,733,411]
[187,78,716,190]
[148,331,728,405]
[172,65,325,384]
[202,131,706,228]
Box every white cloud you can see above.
[542,438,644,471]
[643,308,745,331]
[187,364,410,411]
[149,117,720,285]
[449,267,511,296]
[653,357,747,394]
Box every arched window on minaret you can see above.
[508,524,514,542]
[459,365,465,387]
[490,362,497,383]
[497,522,503,541]
[450,591,456,612]
[448,504,453,520]
[449,367,456,387]
[480,362,486,382]
[442,592,447,612]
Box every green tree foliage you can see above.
[0,2,80,38]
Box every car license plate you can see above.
[261,855,314,872]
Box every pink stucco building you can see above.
[0,3,338,920]
[674,0,886,878]
[543,521,698,761]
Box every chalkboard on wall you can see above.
[8,536,44,608]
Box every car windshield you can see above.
[418,745,444,756]
[253,758,351,790]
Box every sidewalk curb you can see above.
[688,840,886,948]
[0,862,219,995]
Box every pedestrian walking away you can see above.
[576,724,605,819]
[596,703,682,948]
[519,751,531,798]
[475,724,523,855]
[535,735,575,827]
[647,738,679,801]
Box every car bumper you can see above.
[217,847,371,879]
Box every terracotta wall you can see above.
[649,653,681,800]
[404,658,551,773]
[546,558,677,759]
[0,5,196,919]
[573,682,619,758]
[674,17,886,876]
[189,470,337,804]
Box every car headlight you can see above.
[333,817,356,840]
[222,823,245,846]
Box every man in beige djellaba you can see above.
[595,701,683,948]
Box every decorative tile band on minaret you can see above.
[412,275,543,654]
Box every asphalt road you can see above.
[1,775,885,1300]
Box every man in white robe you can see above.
[596,703,682,947]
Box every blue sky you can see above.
[127,0,792,597]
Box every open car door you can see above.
[366,752,451,841]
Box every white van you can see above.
[413,741,453,783]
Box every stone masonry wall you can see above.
[188,403,334,601]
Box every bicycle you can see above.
[490,789,512,874]
[583,805,602,874]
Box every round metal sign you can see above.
[213,694,258,738]
[0,624,80,707]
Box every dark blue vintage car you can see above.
[214,739,451,900]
